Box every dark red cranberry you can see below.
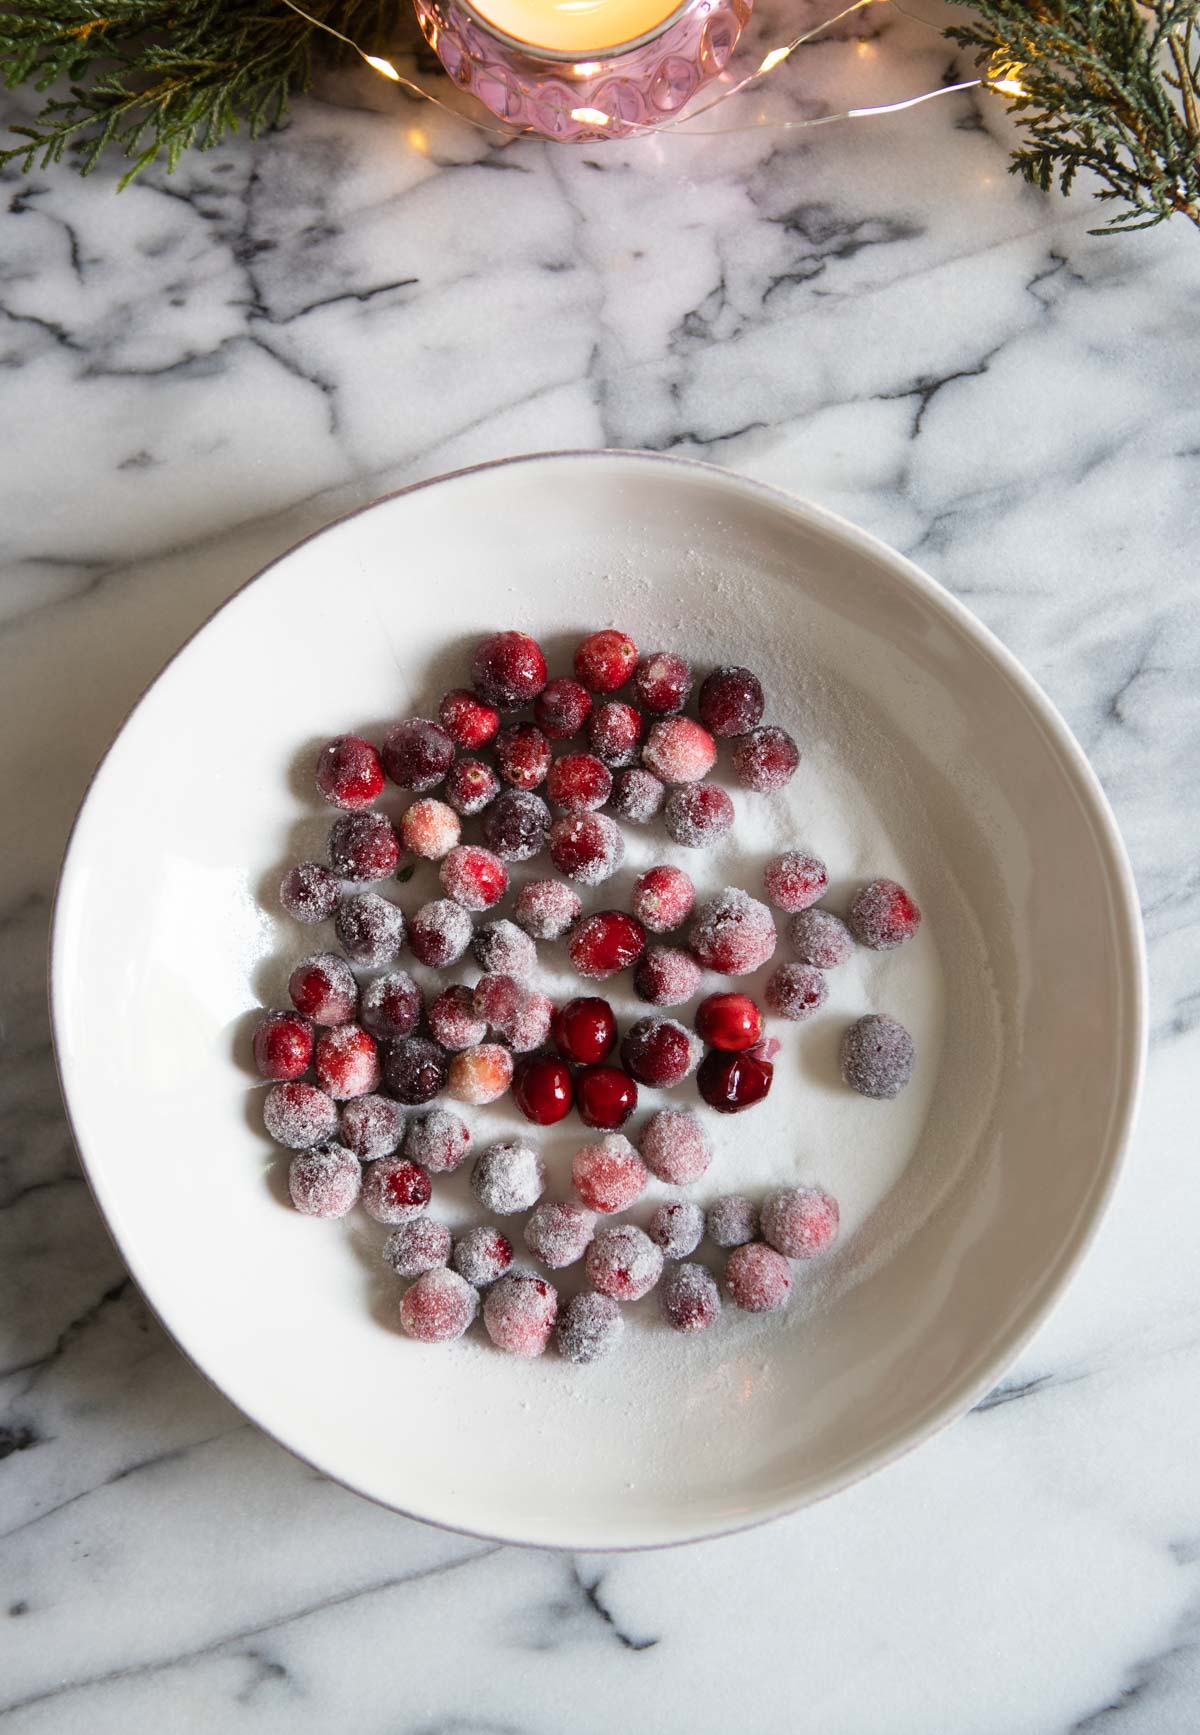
[315,734,384,810]
[587,700,644,768]
[280,861,341,924]
[472,631,548,710]
[621,1017,701,1088]
[288,953,357,1025]
[381,718,454,792]
[408,899,473,968]
[568,911,646,981]
[512,1055,574,1126]
[698,665,764,737]
[545,753,612,814]
[252,1010,314,1081]
[632,651,692,715]
[360,971,422,1041]
[847,878,922,949]
[327,811,401,881]
[482,788,551,862]
[575,1065,638,1130]
[384,1036,450,1105]
[663,783,735,848]
[548,813,624,885]
[535,677,593,740]
[610,766,664,823]
[731,724,800,792]
[552,996,617,1065]
[494,723,552,791]
[439,687,500,750]
[444,758,500,817]
[334,892,405,966]
[695,992,764,1052]
[574,629,638,693]
[697,1046,774,1113]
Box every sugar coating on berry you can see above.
[789,908,855,970]
[535,677,592,740]
[400,798,461,861]
[631,864,696,935]
[280,861,341,924]
[549,813,624,885]
[444,758,500,817]
[575,1065,638,1130]
[451,1226,514,1286]
[506,988,554,1053]
[328,811,401,882]
[472,631,548,710]
[315,735,384,811]
[638,1108,712,1184]
[472,971,521,1033]
[263,1081,339,1149]
[634,946,702,1008]
[621,1016,702,1087]
[556,1291,624,1364]
[384,1217,452,1277]
[848,878,922,950]
[253,1011,314,1081]
[574,629,638,693]
[383,1036,449,1105]
[664,783,735,849]
[523,1201,597,1269]
[725,1242,793,1313]
[633,651,692,715]
[514,879,581,940]
[648,1199,705,1260]
[361,1155,432,1224]
[586,1224,664,1301]
[289,1145,361,1218]
[289,953,357,1025]
[610,766,665,824]
[765,963,829,1021]
[546,752,612,814]
[409,899,473,968]
[439,688,500,750]
[763,850,828,914]
[588,700,644,768]
[484,1273,558,1357]
[472,919,536,980]
[404,1107,471,1174]
[334,892,406,967]
[698,665,764,738]
[400,1267,479,1342]
[568,911,646,981]
[482,789,551,862]
[382,718,455,792]
[495,723,552,791]
[689,888,777,976]
[732,725,800,793]
[706,1194,759,1249]
[572,1134,648,1214]
[447,1043,514,1106]
[642,716,716,785]
[761,1185,840,1259]
[440,845,507,912]
[840,1014,914,1099]
[360,971,422,1041]
[470,1139,547,1214]
[661,1262,721,1332]
[428,984,488,1051]
[339,1093,403,1160]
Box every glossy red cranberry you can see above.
[444,758,500,817]
[575,1065,638,1129]
[574,629,638,693]
[327,812,401,882]
[553,996,617,1065]
[847,878,922,949]
[587,700,644,768]
[381,718,455,792]
[545,752,612,814]
[252,1011,314,1080]
[472,631,548,709]
[568,911,646,981]
[632,651,692,715]
[535,677,592,739]
[697,1046,774,1113]
[698,666,764,737]
[494,723,552,791]
[288,953,357,1025]
[439,687,500,750]
[512,1055,574,1126]
[315,735,384,810]
[695,992,764,1052]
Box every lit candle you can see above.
[469,0,685,55]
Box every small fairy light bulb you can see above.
[571,106,612,125]
[758,44,792,74]
[365,53,401,79]
[989,60,1027,96]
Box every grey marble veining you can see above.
[2,0,1200,1726]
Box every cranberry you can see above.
[695,992,764,1052]
[383,1217,452,1277]
[552,996,617,1065]
[472,918,536,979]
[404,1107,471,1174]
[427,984,488,1051]
[339,1093,403,1161]
[698,666,764,737]
[315,1022,380,1099]
[470,1139,547,1214]
[572,1133,648,1213]
[586,1224,663,1301]
[362,1155,432,1224]
[263,1080,338,1149]
[328,811,401,882]
[648,1200,705,1261]
[472,971,521,1032]
[476,977,553,1052]
[483,1273,558,1357]
[447,1042,514,1106]
[789,908,854,969]
[568,911,646,981]
[638,1107,711,1184]
[280,861,341,924]
[574,628,638,693]
[408,899,473,968]
[642,717,716,785]
[400,1267,478,1342]
[610,766,665,823]
[705,1194,759,1248]
[763,850,828,914]
[514,878,581,940]
[472,631,548,710]
[439,687,500,750]
[440,845,507,911]
[725,1243,792,1313]
[731,724,800,792]
[360,970,422,1041]
[444,758,500,817]
[689,889,777,976]
[761,1185,840,1258]
[482,788,551,862]
[495,723,552,791]
[840,1014,914,1099]
[288,953,357,1025]
[634,946,702,1008]
[334,892,406,967]
[575,1065,638,1130]
[289,1145,361,1218]
[399,798,460,861]
[697,1046,774,1113]
[664,783,735,848]
[765,963,828,1021]
[587,700,644,768]
[556,1292,624,1364]
[535,677,592,739]
[252,1010,314,1081]
[549,812,624,885]
[315,734,384,810]
[631,651,692,715]
[847,878,922,950]
[512,1054,574,1125]
[545,752,612,814]
[523,1201,597,1269]
[631,864,696,934]
[621,1017,701,1088]
[661,1262,721,1332]
[381,718,454,792]
[451,1227,513,1287]
[383,1036,449,1105]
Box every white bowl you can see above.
[51,452,1145,1550]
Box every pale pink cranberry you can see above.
[761,1185,840,1259]
[763,850,828,914]
[381,718,454,792]
[316,734,384,810]
[574,629,637,693]
[706,1194,759,1248]
[664,784,735,848]
[476,977,552,1054]
[765,963,828,1021]
[661,1263,721,1332]
[495,723,552,791]
[514,879,581,940]
[483,1273,558,1357]
[427,984,488,1050]
[288,953,357,1025]
[404,1107,471,1174]
[400,1267,478,1342]
[632,651,692,715]
[361,1156,432,1224]
[556,1291,625,1363]
[523,1201,597,1269]
[472,631,548,710]
[587,700,644,767]
[840,1014,914,1099]
[339,1094,403,1161]
[328,812,401,882]
[359,971,422,1041]
[610,766,664,823]
[642,716,716,785]
[847,878,922,949]
[572,1134,648,1213]
[638,1108,711,1184]
[634,946,702,1007]
[444,758,500,817]
[731,725,800,792]
[586,1224,663,1301]
[470,1139,547,1214]
[409,899,473,968]
[253,1011,313,1081]
[451,1227,513,1287]
[383,1217,452,1277]
[546,753,612,814]
[263,1080,338,1149]
[568,911,646,981]
[789,908,854,969]
[334,892,405,967]
[648,1200,705,1261]
[440,845,508,911]
[698,666,764,737]
[439,688,500,750]
[314,1023,380,1100]
[447,1043,514,1105]
[400,798,461,860]
[535,677,592,739]
[631,864,695,933]
[549,813,624,885]
[689,889,778,975]
[725,1243,793,1313]
[288,1145,361,1218]
[280,861,341,924]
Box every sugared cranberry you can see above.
[610,766,664,823]
[360,970,422,1041]
[472,918,536,979]
[514,878,581,940]
[383,1036,449,1105]
[621,1017,701,1088]
[731,725,800,792]
[648,1200,705,1261]
[689,889,777,976]
[642,717,716,785]
[482,789,551,862]
[762,1185,840,1258]
[339,1093,403,1161]
[253,1010,314,1081]
[632,651,692,715]
[524,1201,596,1269]
[698,666,764,738]
[661,1262,721,1332]
[546,752,612,814]
[553,995,617,1065]
[840,1014,914,1099]
[288,1145,361,1218]
[568,911,646,981]
[512,1054,574,1125]
[789,908,854,969]
[427,984,487,1051]
[315,734,384,810]
[765,963,828,1021]
[470,1139,547,1214]
[695,992,764,1052]
[763,850,828,914]
[361,1155,432,1225]
[451,1227,513,1287]
[556,1291,624,1363]
[634,946,702,1008]
[575,1065,638,1130]
[383,1217,452,1277]
[447,1042,514,1105]
[328,812,401,882]
[495,723,552,791]
[404,1107,471,1174]
[288,953,357,1025]
[638,1108,711,1184]
[263,1080,338,1149]
[315,1022,380,1100]
[444,758,500,817]
[440,845,508,911]
[476,977,552,1052]
[472,631,548,710]
[381,718,454,792]
[664,784,735,849]
[848,878,922,949]
[574,629,638,693]
[705,1194,759,1248]
[399,798,460,861]
[586,1224,663,1301]
[572,1133,648,1214]
[408,899,473,968]
[535,677,593,740]
[280,861,341,924]
[439,687,500,750]
[549,812,624,885]
[472,971,521,1033]
[484,1273,558,1357]
[697,1047,774,1113]
[725,1242,792,1313]
[400,1267,478,1341]
[587,701,644,768]
[334,892,405,967]
[631,865,696,934]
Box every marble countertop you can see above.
[3,0,1199,1727]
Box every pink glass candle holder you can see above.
[413,0,753,139]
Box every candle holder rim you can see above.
[449,0,697,63]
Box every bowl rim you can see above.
[48,449,1148,1551]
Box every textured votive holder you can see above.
[413,0,754,139]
